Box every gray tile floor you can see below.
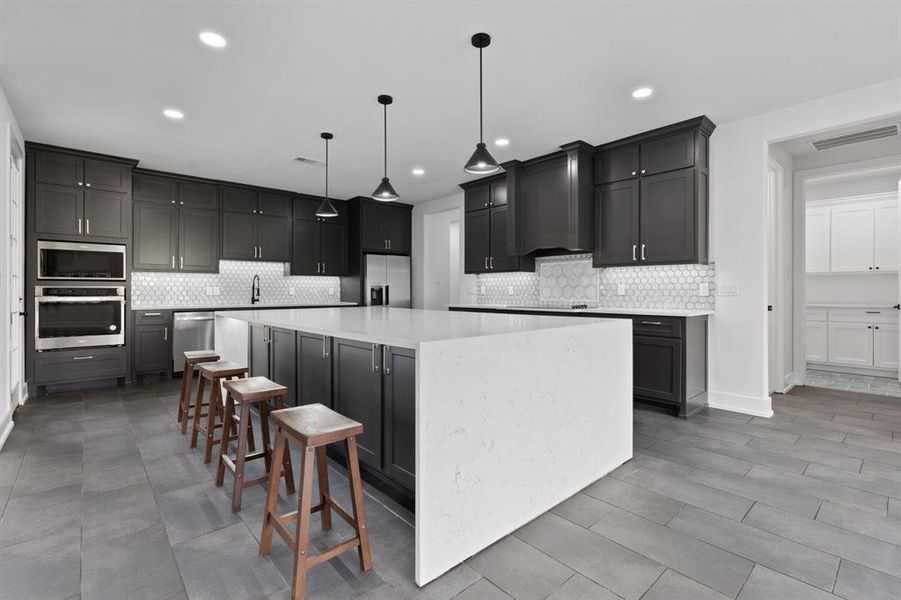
[4,381,901,598]
[807,369,901,397]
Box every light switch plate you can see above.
[288,286,296,295]
[718,283,740,297]
[507,286,515,296]
[328,287,335,296]
[617,283,626,296]
[699,282,710,297]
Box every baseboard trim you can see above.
[0,414,13,451]
[708,390,774,418]
[807,362,897,378]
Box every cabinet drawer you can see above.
[632,316,683,338]
[806,308,828,322]
[134,310,171,325]
[828,308,896,324]
[35,348,126,384]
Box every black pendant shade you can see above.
[315,132,339,218]
[464,32,500,175]
[372,94,398,202]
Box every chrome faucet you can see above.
[251,274,260,304]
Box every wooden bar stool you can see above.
[260,404,372,599]
[215,377,296,512]
[190,360,251,463]
[177,350,219,434]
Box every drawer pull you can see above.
[865,311,881,314]
[144,312,161,316]
[641,321,663,326]
[73,355,94,361]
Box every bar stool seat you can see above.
[190,360,250,463]
[260,403,372,599]
[177,350,219,434]
[216,377,295,512]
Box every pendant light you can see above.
[371,94,399,201]
[315,132,339,218]
[464,32,500,174]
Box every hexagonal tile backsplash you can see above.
[477,254,715,310]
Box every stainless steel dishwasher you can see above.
[172,311,215,372]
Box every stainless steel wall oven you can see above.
[35,286,126,350]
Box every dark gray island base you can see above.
[448,306,709,418]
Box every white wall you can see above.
[709,77,901,417]
[412,192,476,310]
[0,82,25,449]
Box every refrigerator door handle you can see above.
[384,285,389,306]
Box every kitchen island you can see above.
[214,306,632,585]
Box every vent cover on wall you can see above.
[292,156,326,167]
[810,124,899,151]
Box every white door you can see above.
[805,320,828,362]
[8,152,24,406]
[874,323,899,370]
[828,321,874,366]
[874,199,899,272]
[805,207,830,273]
[830,203,875,272]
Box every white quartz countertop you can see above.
[216,306,620,349]
[132,301,357,312]
[447,303,714,318]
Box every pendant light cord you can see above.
[479,46,484,143]
[324,137,329,200]
[383,103,388,178]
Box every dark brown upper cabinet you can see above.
[461,176,534,274]
[221,185,292,262]
[178,180,218,209]
[357,199,412,254]
[593,116,714,267]
[290,216,348,276]
[133,200,218,273]
[258,191,292,218]
[503,141,594,255]
[221,185,290,217]
[84,159,131,193]
[221,186,257,213]
[133,173,217,209]
[35,151,131,193]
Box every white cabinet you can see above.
[805,321,828,362]
[830,204,875,273]
[828,322,875,366]
[805,208,830,273]
[874,323,899,370]
[874,200,899,272]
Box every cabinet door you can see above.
[386,205,411,254]
[633,335,683,404]
[333,338,382,469]
[258,192,292,218]
[133,173,178,204]
[383,346,416,490]
[874,200,899,272]
[35,151,83,187]
[464,184,491,212]
[360,202,387,251]
[320,221,348,275]
[291,220,320,275]
[270,328,297,407]
[221,186,257,214]
[133,201,178,271]
[827,322,874,366]
[830,204,875,272]
[34,183,83,235]
[178,180,218,209]
[221,211,257,260]
[133,325,170,374]
[639,168,696,264]
[489,205,518,272]
[464,209,490,273]
[805,321,828,362]
[491,181,508,207]
[249,324,270,378]
[874,324,899,370]
[805,207,830,273]
[257,216,291,262]
[83,189,128,238]
[593,179,640,267]
[84,159,130,193]
[596,144,640,184]
[640,130,694,176]
[179,208,219,272]
[292,195,322,221]
[297,333,332,408]
[521,155,570,251]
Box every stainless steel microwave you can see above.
[37,241,126,281]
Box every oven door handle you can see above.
[36,297,125,303]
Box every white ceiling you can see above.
[1,1,899,203]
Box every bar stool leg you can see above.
[260,431,287,556]
[259,401,273,474]
[230,399,253,512]
[203,379,221,464]
[292,445,316,600]
[271,397,295,495]
[177,359,189,425]
[215,390,236,487]
[316,446,332,530]
[346,437,373,571]
[190,375,207,449]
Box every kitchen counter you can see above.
[132,301,357,311]
[807,303,898,310]
[447,303,714,318]
[214,307,632,586]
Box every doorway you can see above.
[422,209,462,310]
[7,141,24,408]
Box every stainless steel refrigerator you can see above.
[364,254,411,307]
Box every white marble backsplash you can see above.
[131,260,341,308]
[477,254,716,311]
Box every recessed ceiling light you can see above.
[494,138,510,147]
[631,87,654,99]
[163,108,184,120]
[199,31,227,48]
[411,168,425,176]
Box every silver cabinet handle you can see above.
[325,336,330,358]
[258,246,262,259]
[484,257,489,270]
[641,244,646,260]
[388,239,391,250]
[489,256,494,269]
[641,321,663,326]
[73,355,93,360]
[179,201,184,205]
[77,181,83,187]
[322,263,326,273]
[383,345,391,375]
[632,244,637,261]
[316,262,321,273]
[372,344,380,372]
[631,171,637,176]
[171,200,176,204]
[85,182,91,187]
[164,326,168,341]
[144,312,161,316]
[77,218,82,234]
[180,256,184,269]
[171,256,175,268]
[322,335,327,358]
[85,219,90,234]
[640,169,646,174]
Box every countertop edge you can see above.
[446,304,715,318]
[132,302,358,312]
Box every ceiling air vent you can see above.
[810,124,899,151]
[292,156,325,167]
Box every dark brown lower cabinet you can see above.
[270,327,297,407]
[383,346,416,490]
[333,337,383,469]
[133,310,172,376]
[633,336,682,404]
[34,347,127,386]
[297,332,332,408]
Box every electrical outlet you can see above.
[699,282,710,297]
[507,286,515,296]
[288,287,296,295]
[478,285,485,296]
[718,283,740,297]
[328,287,335,296]
[617,283,626,296]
